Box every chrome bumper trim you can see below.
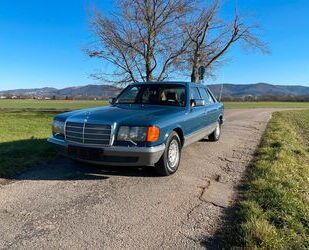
[47,136,165,166]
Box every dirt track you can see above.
[0,109,275,249]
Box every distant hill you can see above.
[0,85,121,99]
[0,87,58,96]
[207,83,309,98]
[0,83,309,100]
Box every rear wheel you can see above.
[155,132,181,176]
[208,121,221,141]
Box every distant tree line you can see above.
[87,0,268,84]
[0,95,108,101]
[3,94,308,102]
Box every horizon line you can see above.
[1,82,309,92]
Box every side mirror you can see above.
[190,99,205,107]
[109,97,116,104]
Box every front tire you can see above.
[155,132,181,176]
[208,121,221,141]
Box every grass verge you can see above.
[0,111,58,178]
[227,110,309,248]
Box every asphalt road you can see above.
[0,109,274,249]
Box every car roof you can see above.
[132,81,209,88]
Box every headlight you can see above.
[117,126,160,142]
[52,120,65,136]
[117,126,131,140]
[117,126,147,142]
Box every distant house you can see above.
[0,96,6,99]
[11,95,17,99]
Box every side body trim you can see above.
[183,122,217,147]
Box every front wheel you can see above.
[208,121,222,141]
[155,132,181,176]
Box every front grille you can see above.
[65,121,111,146]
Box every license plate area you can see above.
[68,146,103,160]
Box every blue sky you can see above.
[0,0,309,90]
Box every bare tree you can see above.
[87,0,268,84]
[87,0,194,84]
[185,0,268,83]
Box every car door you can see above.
[184,87,205,135]
[207,88,222,121]
[197,87,211,127]
[198,87,218,126]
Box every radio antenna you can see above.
[218,69,225,101]
[219,83,223,101]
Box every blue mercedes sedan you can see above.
[48,82,224,175]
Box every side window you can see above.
[207,89,216,103]
[191,87,201,99]
[198,88,212,104]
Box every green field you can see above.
[226,110,309,248]
[0,99,108,111]
[0,99,309,110]
[0,111,57,178]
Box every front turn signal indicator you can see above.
[146,126,160,142]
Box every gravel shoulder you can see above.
[0,109,275,249]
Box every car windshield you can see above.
[115,84,186,107]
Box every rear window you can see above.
[207,89,217,103]
[199,88,213,104]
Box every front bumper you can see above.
[47,136,165,166]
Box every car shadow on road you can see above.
[12,158,159,181]
[1,138,160,182]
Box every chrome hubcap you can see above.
[214,123,220,138]
[168,139,179,169]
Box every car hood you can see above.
[56,104,185,126]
